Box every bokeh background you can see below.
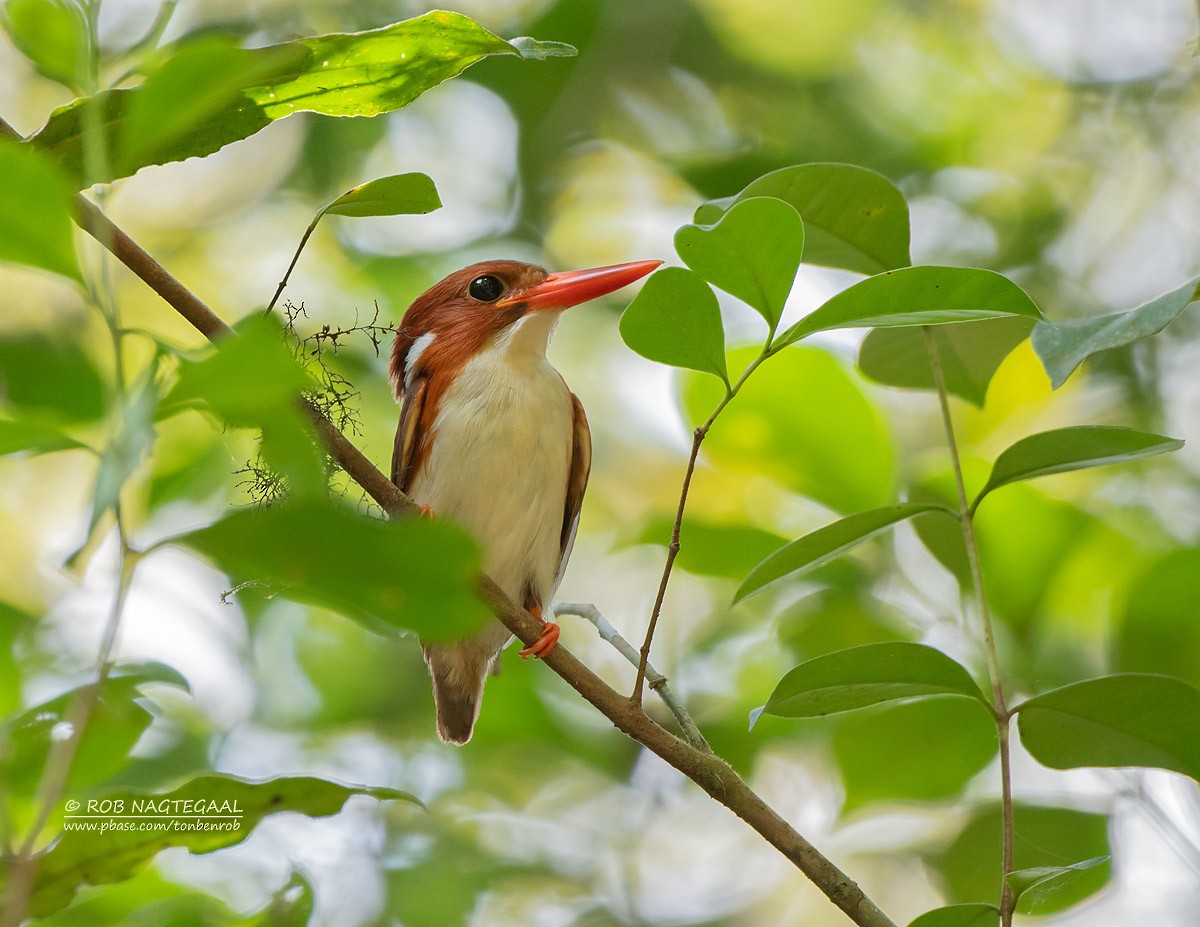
[3,0,1200,924]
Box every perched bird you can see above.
[389,258,661,744]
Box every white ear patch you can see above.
[405,332,437,388]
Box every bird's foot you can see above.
[519,605,560,660]
[418,503,434,519]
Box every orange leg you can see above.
[418,503,434,519]
[519,605,560,660]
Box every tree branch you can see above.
[66,192,898,927]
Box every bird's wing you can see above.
[391,375,429,493]
[555,393,592,591]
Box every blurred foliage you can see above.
[1,1,1200,926]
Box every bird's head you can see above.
[390,258,661,395]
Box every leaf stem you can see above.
[265,218,320,315]
[631,349,768,705]
[922,326,1015,926]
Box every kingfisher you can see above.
[389,259,661,743]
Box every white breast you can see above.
[410,313,574,612]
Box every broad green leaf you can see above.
[165,317,313,422]
[0,332,106,422]
[696,163,911,275]
[0,602,33,716]
[1033,276,1200,389]
[163,317,325,495]
[753,642,988,725]
[858,316,1035,407]
[0,419,84,456]
[734,503,950,603]
[834,698,996,812]
[779,266,1042,347]
[675,196,804,328]
[1016,673,1200,781]
[13,774,416,917]
[0,142,81,281]
[619,267,728,383]
[935,804,1111,914]
[322,172,441,219]
[1005,857,1109,914]
[175,498,488,640]
[117,39,308,174]
[31,11,575,187]
[0,0,89,88]
[0,664,185,800]
[1115,549,1200,688]
[907,904,998,927]
[683,346,895,513]
[976,426,1183,505]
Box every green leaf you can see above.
[322,172,441,219]
[619,266,728,383]
[117,39,309,175]
[683,346,895,513]
[1033,276,1200,389]
[175,497,488,640]
[696,163,911,275]
[1115,549,1200,688]
[31,11,568,187]
[13,774,416,917]
[935,804,1111,914]
[976,426,1183,505]
[834,698,997,812]
[779,266,1042,347]
[0,332,106,422]
[735,503,950,603]
[858,316,1035,407]
[1016,673,1200,781]
[753,642,988,725]
[0,0,89,88]
[0,141,81,281]
[675,197,803,329]
[84,362,159,534]
[907,904,998,927]
[164,316,325,496]
[0,419,84,456]
[0,664,185,800]
[1005,857,1109,914]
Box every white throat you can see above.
[491,310,561,362]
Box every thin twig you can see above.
[55,172,898,927]
[923,326,1015,926]
[555,602,710,751]
[1,534,138,927]
[632,352,770,704]
[265,220,319,315]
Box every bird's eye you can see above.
[468,275,504,302]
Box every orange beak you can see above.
[500,260,663,312]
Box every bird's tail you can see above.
[424,647,486,745]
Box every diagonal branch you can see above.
[66,190,897,927]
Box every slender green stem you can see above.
[0,541,138,927]
[922,326,1015,926]
[265,218,320,315]
[631,347,770,704]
